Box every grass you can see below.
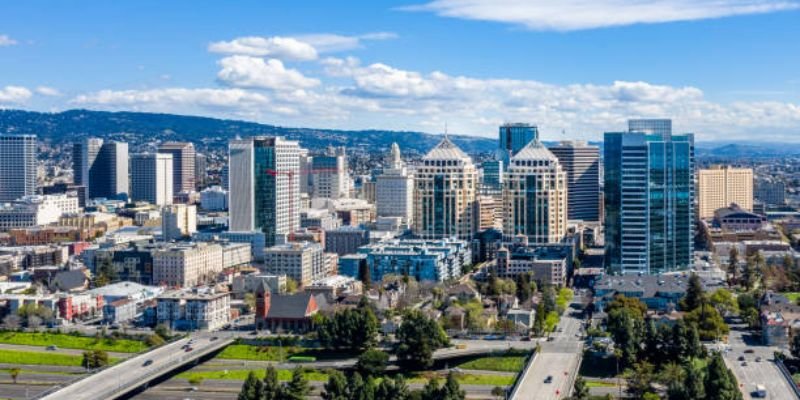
[0,331,148,353]
[456,353,528,372]
[179,368,514,386]
[782,292,800,303]
[0,349,120,367]
[0,368,83,376]
[215,344,356,362]
[585,380,617,388]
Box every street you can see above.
[723,324,798,400]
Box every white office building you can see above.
[376,143,414,224]
[161,204,197,241]
[131,153,173,206]
[264,242,328,287]
[0,194,80,231]
[200,186,228,211]
[310,146,350,199]
[0,135,37,202]
[153,242,223,287]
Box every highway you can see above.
[511,298,585,400]
[723,325,798,400]
[37,333,233,400]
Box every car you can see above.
[181,344,189,350]
[755,357,762,362]
[187,386,198,392]
[210,336,218,341]
[250,330,258,335]
[544,376,553,384]
[737,356,745,361]
[46,345,58,351]
[741,361,748,366]
[185,347,193,352]
[142,359,153,367]
[744,349,755,354]
[547,337,555,341]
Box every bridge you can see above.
[511,298,585,400]
[37,333,232,400]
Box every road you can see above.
[723,325,798,400]
[38,333,233,400]
[511,299,585,400]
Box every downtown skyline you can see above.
[0,0,799,141]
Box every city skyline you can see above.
[0,1,798,141]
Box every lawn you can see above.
[0,331,148,353]
[456,353,529,372]
[180,368,514,387]
[0,349,84,366]
[585,380,617,388]
[216,344,357,361]
[782,292,800,303]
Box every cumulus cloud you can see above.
[71,88,270,109]
[0,86,32,103]
[35,86,62,96]
[208,32,397,60]
[0,35,17,47]
[208,36,318,60]
[402,0,800,31]
[216,55,320,90]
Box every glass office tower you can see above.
[498,123,538,163]
[604,119,694,274]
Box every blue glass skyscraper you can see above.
[604,119,694,274]
[498,123,538,164]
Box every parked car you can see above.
[744,349,755,354]
[737,356,745,361]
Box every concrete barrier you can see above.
[775,359,800,399]
[508,350,538,399]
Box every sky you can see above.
[1,0,799,142]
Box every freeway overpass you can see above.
[37,334,232,400]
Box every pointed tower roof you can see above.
[422,136,471,162]
[510,139,558,162]
[255,279,271,296]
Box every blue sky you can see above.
[1,0,799,141]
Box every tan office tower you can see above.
[158,142,196,194]
[697,166,753,219]
[503,140,568,244]
[414,137,477,240]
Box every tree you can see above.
[728,247,739,286]
[515,273,532,303]
[359,261,372,290]
[491,386,506,400]
[680,273,705,311]
[95,257,117,287]
[705,353,743,400]
[683,363,706,400]
[286,277,299,293]
[533,302,546,337]
[9,367,20,384]
[244,293,256,313]
[188,376,204,387]
[625,361,655,399]
[357,349,389,377]
[376,376,410,400]
[440,371,466,400]
[317,299,379,352]
[2,314,21,330]
[791,334,800,359]
[263,365,283,400]
[571,375,589,400]
[81,350,109,370]
[322,370,350,400]
[285,367,310,400]
[146,333,166,347]
[396,310,449,370]
[685,304,729,341]
[238,371,260,400]
[154,324,170,339]
[743,253,764,291]
[660,362,686,399]
[606,296,645,368]
[709,288,739,316]
[420,378,441,400]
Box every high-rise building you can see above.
[310,146,349,199]
[755,179,785,206]
[482,160,503,191]
[194,153,207,190]
[414,137,477,240]
[158,142,196,194]
[503,140,568,244]
[152,242,224,287]
[0,134,37,202]
[376,143,414,224]
[498,123,538,161]
[228,137,301,247]
[697,166,753,219]
[75,139,129,200]
[605,119,694,274]
[549,141,600,222]
[130,153,173,206]
[264,242,328,287]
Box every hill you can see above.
[0,109,496,154]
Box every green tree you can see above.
[533,302,546,337]
[491,386,506,400]
[188,376,204,387]
[9,367,20,384]
[244,293,256,313]
[625,361,655,399]
[263,365,283,400]
[323,370,350,400]
[94,257,117,287]
[709,288,739,316]
[571,375,589,400]
[728,247,739,286]
[685,304,729,341]
[81,349,109,370]
[515,273,532,303]
[357,349,389,377]
[743,253,764,291]
[375,376,410,400]
[420,378,441,400]
[660,363,686,399]
[286,277,299,293]
[317,299,379,352]
[396,310,449,370]
[680,273,705,311]
[238,371,260,400]
[285,367,310,400]
[705,353,743,400]
[146,333,166,347]
[440,371,466,400]
[154,324,170,339]
[359,262,372,290]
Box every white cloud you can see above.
[71,88,270,110]
[35,86,62,96]
[0,86,32,103]
[208,32,397,60]
[402,0,800,31]
[208,36,318,61]
[0,35,17,47]
[216,56,320,91]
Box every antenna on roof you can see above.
[444,122,449,140]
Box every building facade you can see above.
[498,123,538,162]
[229,137,301,247]
[158,141,196,194]
[503,140,568,244]
[376,143,414,224]
[264,242,328,287]
[414,137,477,240]
[152,243,223,287]
[310,146,349,199]
[549,141,600,222]
[697,166,753,219]
[0,135,37,202]
[131,153,173,206]
[75,139,129,201]
[339,238,471,282]
[605,119,695,274]
[161,204,197,241]
[156,289,230,331]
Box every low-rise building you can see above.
[496,245,571,286]
[156,288,230,331]
[153,242,224,287]
[593,274,688,312]
[339,238,471,282]
[254,282,325,333]
[264,242,329,287]
[103,298,137,325]
[161,204,197,241]
[325,226,369,256]
[200,186,228,211]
